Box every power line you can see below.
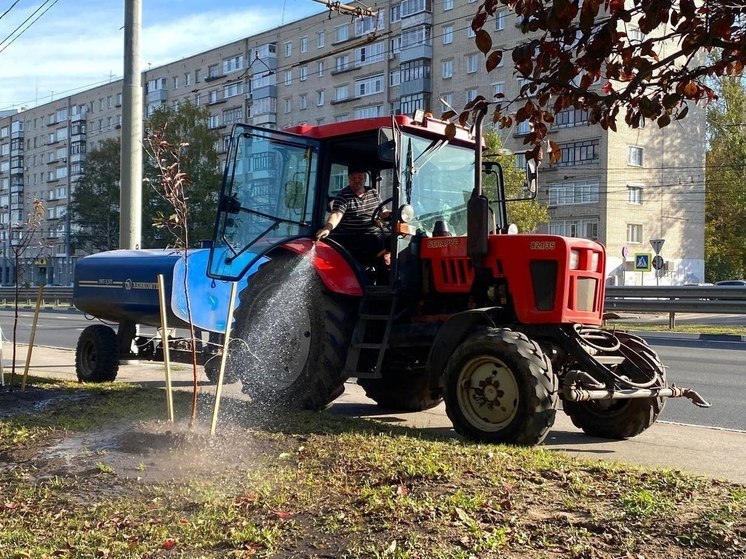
[0,0,23,22]
[0,0,59,55]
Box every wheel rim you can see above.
[80,340,96,373]
[456,355,520,432]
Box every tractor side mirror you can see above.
[525,159,538,198]
[378,127,395,162]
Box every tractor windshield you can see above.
[402,132,475,237]
[208,125,320,280]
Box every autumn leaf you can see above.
[162,538,177,550]
[273,510,294,520]
[486,50,503,72]
[475,29,492,54]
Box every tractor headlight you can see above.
[590,251,600,272]
[399,204,415,223]
[569,250,580,270]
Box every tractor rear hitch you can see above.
[563,385,712,408]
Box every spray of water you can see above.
[227,248,318,410]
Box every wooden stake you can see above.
[210,281,238,436]
[21,283,45,391]
[157,274,174,422]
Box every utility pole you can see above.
[120,0,142,250]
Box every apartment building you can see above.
[0,0,706,286]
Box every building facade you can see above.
[0,0,706,286]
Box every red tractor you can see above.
[207,110,708,445]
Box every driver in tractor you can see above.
[315,166,392,278]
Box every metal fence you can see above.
[1,285,745,320]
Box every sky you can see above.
[0,0,328,111]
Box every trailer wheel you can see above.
[444,328,557,445]
[359,367,442,411]
[231,253,353,410]
[75,325,119,382]
[563,332,665,439]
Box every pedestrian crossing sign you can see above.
[634,253,652,272]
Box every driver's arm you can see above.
[316,210,344,240]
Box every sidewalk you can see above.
[4,344,746,485]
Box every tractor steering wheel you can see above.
[371,197,393,227]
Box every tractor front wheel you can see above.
[75,325,119,382]
[444,328,557,445]
[230,253,353,410]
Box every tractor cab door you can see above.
[207,124,320,281]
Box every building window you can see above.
[284,41,292,57]
[335,85,349,101]
[355,12,384,36]
[516,120,531,135]
[466,89,478,103]
[223,82,243,98]
[335,55,350,72]
[209,90,219,104]
[390,36,401,55]
[442,59,453,79]
[354,105,384,119]
[554,139,600,167]
[628,28,646,42]
[550,218,599,241]
[628,146,643,166]
[401,59,430,83]
[317,90,325,106]
[284,70,292,86]
[627,185,643,204]
[184,73,191,87]
[442,25,453,44]
[355,74,384,97]
[355,41,385,66]
[496,10,506,30]
[223,106,243,126]
[467,25,476,38]
[391,4,401,22]
[300,66,308,81]
[555,108,589,128]
[401,0,432,18]
[390,70,401,87]
[466,53,479,73]
[300,37,308,53]
[223,55,243,74]
[493,82,504,97]
[548,179,600,206]
[208,64,221,79]
[284,98,292,113]
[401,25,431,49]
[334,25,349,43]
[316,31,325,48]
[400,93,429,115]
[299,94,308,110]
[627,223,643,244]
[443,0,453,9]
[317,61,324,76]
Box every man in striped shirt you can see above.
[315,166,391,269]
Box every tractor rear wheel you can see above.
[75,325,119,382]
[563,332,665,439]
[444,328,557,445]
[230,253,353,410]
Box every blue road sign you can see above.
[634,253,652,272]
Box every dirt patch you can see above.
[0,384,89,419]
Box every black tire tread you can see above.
[444,328,558,445]
[75,324,119,382]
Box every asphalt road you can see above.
[1,308,744,431]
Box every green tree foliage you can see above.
[470,0,744,157]
[482,130,549,233]
[69,138,121,253]
[143,102,221,248]
[704,77,746,282]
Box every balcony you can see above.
[400,44,432,63]
[400,77,431,96]
[145,89,168,103]
[71,111,87,122]
[205,73,225,83]
[400,11,432,29]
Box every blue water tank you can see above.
[73,248,263,332]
